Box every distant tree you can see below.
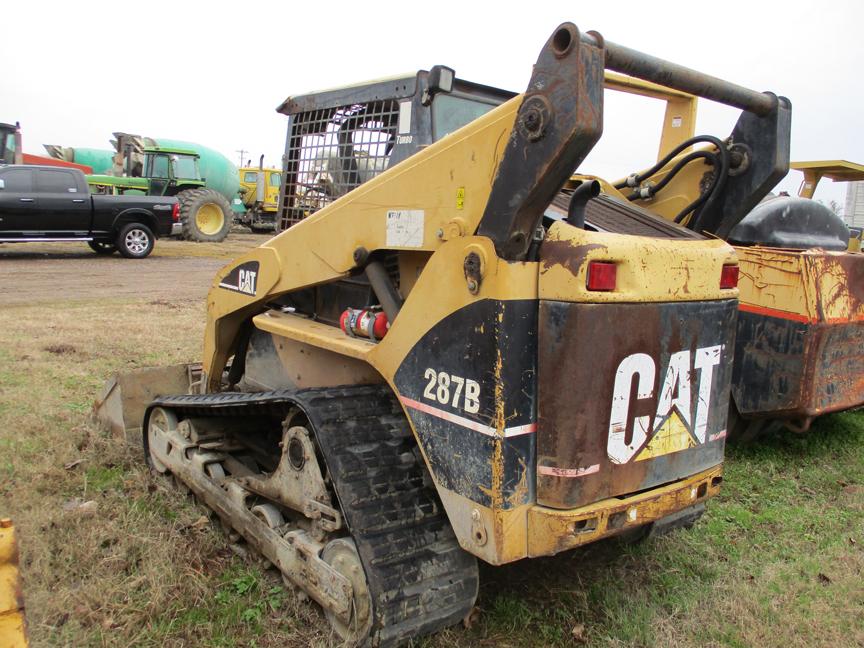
[816,199,843,217]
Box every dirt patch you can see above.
[43,343,77,355]
[0,233,262,306]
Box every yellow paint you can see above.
[198,75,738,565]
[790,160,864,199]
[737,247,864,323]
[239,167,282,212]
[540,221,738,303]
[636,410,695,461]
[0,520,28,647]
[604,72,698,159]
[527,465,722,558]
[195,203,226,236]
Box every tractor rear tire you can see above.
[177,188,232,242]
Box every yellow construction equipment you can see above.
[96,22,798,645]
[237,156,282,232]
[0,519,28,648]
[596,80,864,436]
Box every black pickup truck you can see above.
[0,165,179,258]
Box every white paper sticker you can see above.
[671,116,683,128]
[398,101,412,135]
[386,210,424,247]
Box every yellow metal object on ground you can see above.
[0,519,28,648]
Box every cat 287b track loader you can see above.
[122,23,793,646]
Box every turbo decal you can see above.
[607,345,723,465]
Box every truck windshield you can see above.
[432,94,501,141]
[171,155,199,179]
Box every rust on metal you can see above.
[528,465,722,557]
[733,248,864,423]
[536,299,735,509]
[538,239,607,278]
[477,23,605,260]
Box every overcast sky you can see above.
[5,0,862,208]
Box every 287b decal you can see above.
[422,369,480,414]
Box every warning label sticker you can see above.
[386,210,425,247]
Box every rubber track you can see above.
[149,386,479,647]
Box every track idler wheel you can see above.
[321,537,373,645]
[146,407,177,473]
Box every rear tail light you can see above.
[586,261,617,291]
[171,202,180,223]
[720,264,739,290]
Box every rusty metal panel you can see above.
[733,313,864,419]
[536,300,735,509]
[733,248,864,421]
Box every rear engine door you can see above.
[536,230,737,509]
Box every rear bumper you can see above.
[527,464,722,557]
[171,222,183,236]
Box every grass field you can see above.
[1,246,862,647]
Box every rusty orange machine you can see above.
[96,22,801,646]
[597,84,864,436]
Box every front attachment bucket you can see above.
[93,363,201,443]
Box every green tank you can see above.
[68,148,115,175]
[42,145,115,174]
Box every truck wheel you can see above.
[116,223,155,259]
[178,188,232,242]
[88,240,117,255]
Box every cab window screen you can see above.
[243,171,258,183]
[269,172,282,187]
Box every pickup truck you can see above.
[0,165,180,258]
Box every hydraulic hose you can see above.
[626,150,718,201]
[614,135,728,190]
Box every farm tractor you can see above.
[88,143,233,242]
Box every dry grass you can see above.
[1,245,862,647]
[0,299,333,647]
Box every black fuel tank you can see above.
[728,195,849,251]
